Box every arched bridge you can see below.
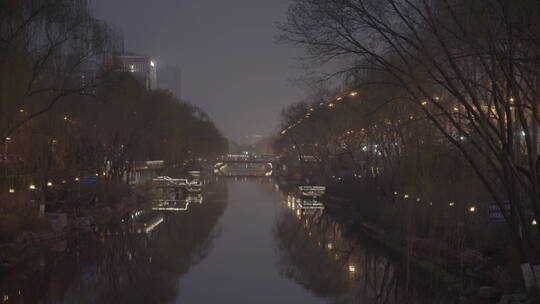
[214,155,279,177]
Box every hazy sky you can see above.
[92,0,307,144]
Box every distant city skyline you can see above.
[92,0,308,144]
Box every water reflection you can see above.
[1,179,456,303]
[0,181,227,303]
[275,193,455,304]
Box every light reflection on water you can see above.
[0,179,454,303]
[0,181,228,303]
[276,189,454,304]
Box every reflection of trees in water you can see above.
[254,178,282,197]
[274,208,453,304]
[2,181,228,303]
[275,210,350,298]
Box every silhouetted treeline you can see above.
[0,0,227,202]
[277,0,540,282]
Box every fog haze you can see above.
[92,0,305,143]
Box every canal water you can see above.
[0,179,453,303]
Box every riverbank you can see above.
[275,175,533,303]
[0,177,226,303]
[0,182,151,272]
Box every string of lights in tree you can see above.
[279,91,442,136]
[280,90,359,135]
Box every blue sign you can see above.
[80,175,98,185]
[488,201,511,222]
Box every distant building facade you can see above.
[158,65,182,99]
[116,55,157,90]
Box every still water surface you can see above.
[176,179,327,303]
[0,179,452,303]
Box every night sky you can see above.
[92,0,306,144]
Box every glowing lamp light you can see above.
[394,191,398,195]
[5,137,11,141]
[469,206,476,213]
[328,103,335,108]
[19,109,24,113]
[337,97,343,101]
[150,60,155,67]
[403,194,409,199]
[75,177,80,182]
[449,202,455,207]
[421,101,428,106]
[348,265,356,273]
[434,96,440,101]
[47,181,53,187]
[61,180,67,184]
[327,243,334,250]
[509,97,515,102]
[416,198,421,202]
[63,116,68,121]
[350,91,358,97]
[29,184,36,190]
[9,188,15,193]
[533,219,537,226]
[454,107,459,112]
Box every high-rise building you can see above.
[158,65,182,99]
[116,55,157,90]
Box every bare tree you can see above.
[0,0,121,141]
[280,0,540,270]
